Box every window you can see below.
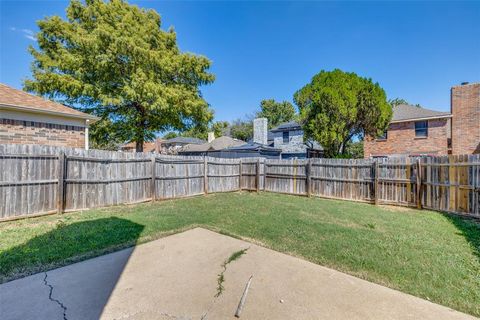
[283,131,289,143]
[377,130,388,140]
[415,121,428,137]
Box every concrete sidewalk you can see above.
[0,228,476,320]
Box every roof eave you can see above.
[390,114,452,124]
[0,103,100,122]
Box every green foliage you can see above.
[88,118,125,150]
[230,118,253,141]
[389,98,422,108]
[162,132,178,140]
[388,98,409,107]
[24,0,214,152]
[211,121,229,138]
[216,248,248,297]
[257,99,296,128]
[344,140,364,159]
[294,69,392,157]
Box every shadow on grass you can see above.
[445,214,480,261]
[0,217,144,320]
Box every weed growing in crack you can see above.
[215,248,249,297]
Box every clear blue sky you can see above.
[1,1,479,122]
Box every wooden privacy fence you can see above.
[1,144,479,221]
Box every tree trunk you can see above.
[133,102,146,153]
[136,139,144,152]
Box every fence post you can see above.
[239,159,242,191]
[256,158,260,192]
[416,158,422,209]
[406,157,411,204]
[374,160,379,205]
[57,152,65,214]
[151,155,156,202]
[204,156,208,195]
[306,159,312,197]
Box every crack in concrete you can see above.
[43,272,68,320]
[201,248,249,320]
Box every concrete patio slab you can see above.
[0,227,476,320]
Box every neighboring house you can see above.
[160,136,205,154]
[269,121,323,159]
[178,135,250,157]
[219,142,282,159]
[364,82,479,158]
[119,138,164,153]
[179,121,282,159]
[0,83,98,149]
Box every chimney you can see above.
[207,132,215,143]
[253,118,268,145]
[451,82,480,155]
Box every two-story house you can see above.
[364,82,479,158]
[267,121,323,159]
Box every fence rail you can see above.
[0,144,479,221]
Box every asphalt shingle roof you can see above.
[270,121,302,132]
[225,142,281,152]
[0,83,98,120]
[164,137,206,145]
[392,104,451,122]
[180,136,246,152]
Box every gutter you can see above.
[0,103,100,122]
[390,114,452,124]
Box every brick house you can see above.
[119,139,164,153]
[0,83,98,149]
[364,82,479,158]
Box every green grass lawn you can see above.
[0,192,479,316]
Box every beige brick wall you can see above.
[364,119,449,158]
[451,83,480,155]
[0,118,85,148]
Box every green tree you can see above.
[389,98,422,108]
[24,0,214,152]
[230,119,253,141]
[211,121,229,138]
[344,140,364,159]
[294,69,392,158]
[88,118,124,150]
[256,99,296,128]
[162,132,178,140]
[388,98,409,107]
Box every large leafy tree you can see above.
[24,0,214,151]
[256,99,296,128]
[294,69,392,157]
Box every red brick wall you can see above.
[364,119,449,158]
[0,118,85,148]
[451,83,480,155]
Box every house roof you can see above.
[224,142,282,153]
[120,138,164,152]
[0,83,99,121]
[163,137,206,145]
[120,141,159,152]
[180,136,246,152]
[391,104,451,123]
[270,121,302,132]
